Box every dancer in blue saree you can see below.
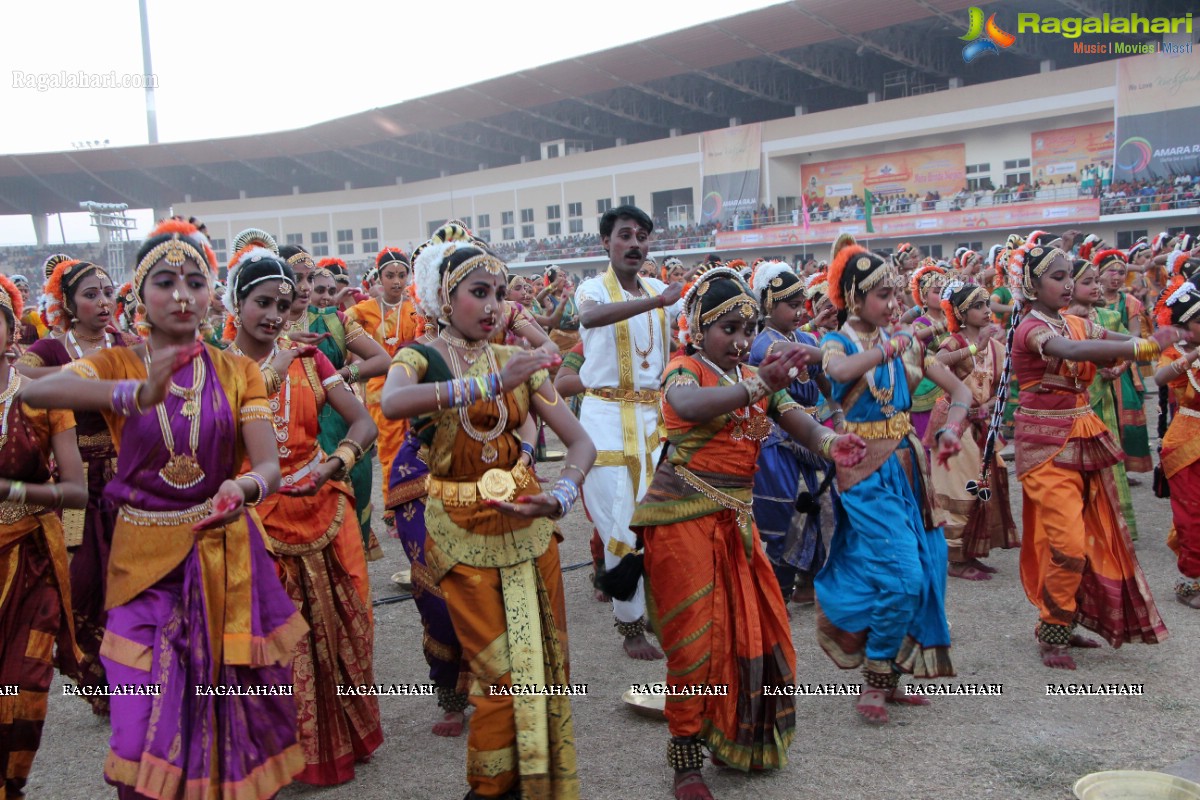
[815,241,971,724]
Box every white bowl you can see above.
[1074,770,1200,800]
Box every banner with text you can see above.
[801,144,966,206]
[1114,51,1200,182]
[700,123,762,225]
[1031,122,1115,181]
[714,199,1100,250]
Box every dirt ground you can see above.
[30,396,1198,800]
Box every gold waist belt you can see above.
[586,387,661,404]
[119,500,213,527]
[843,413,913,440]
[1017,405,1090,419]
[427,462,533,507]
[0,500,46,526]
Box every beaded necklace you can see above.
[844,323,896,416]
[696,354,770,441]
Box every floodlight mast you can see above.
[80,202,137,281]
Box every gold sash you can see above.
[599,268,668,495]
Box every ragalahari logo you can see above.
[960,7,1016,63]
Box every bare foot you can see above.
[1126,475,1142,487]
[432,711,465,737]
[968,558,998,574]
[1178,593,1200,609]
[1040,643,1077,670]
[948,562,992,581]
[856,686,889,724]
[593,588,610,603]
[791,585,815,605]
[1069,634,1102,648]
[623,632,664,660]
[886,686,930,706]
[673,770,714,800]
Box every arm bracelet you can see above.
[240,472,269,506]
[549,477,580,520]
[740,374,771,405]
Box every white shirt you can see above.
[575,274,680,392]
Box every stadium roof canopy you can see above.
[2,0,1191,216]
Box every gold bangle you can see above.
[261,365,282,395]
[740,374,770,405]
[818,433,836,459]
[434,381,443,410]
[328,445,357,481]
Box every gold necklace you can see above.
[379,297,403,346]
[0,367,21,451]
[66,328,112,360]
[445,342,509,463]
[632,283,656,370]
[844,324,896,416]
[697,355,770,441]
[231,343,293,458]
[439,329,487,366]
[145,349,206,489]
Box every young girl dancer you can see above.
[1154,282,1200,607]
[381,223,595,800]
[225,249,383,784]
[816,245,971,724]
[0,274,88,797]
[926,281,1017,580]
[22,219,307,798]
[1009,243,1177,669]
[629,267,864,800]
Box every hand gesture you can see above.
[757,347,808,392]
[935,429,962,468]
[499,349,560,393]
[139,342,204,408]
[659,282,683,307]
[288,331,331,346]
[1151,326,1183,350]
[828,433,867,467]
[485,493,562,520]
[813,305,839,330]
[268,347,299,376]
[193,481,246,532]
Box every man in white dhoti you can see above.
[577,205,682,660]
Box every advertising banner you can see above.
[700,124,762,225]
[1031,122,1115,181]
[714,199,1100,250]
[801,144,967,204]
[1114,51,1200,181]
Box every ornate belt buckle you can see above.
[478,468,518,503]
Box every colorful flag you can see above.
[864,189,875,234]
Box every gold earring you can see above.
[440,303,453,319]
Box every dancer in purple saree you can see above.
[22,219,306,799]
[388,427,469,736]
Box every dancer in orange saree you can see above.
[382,223,595,800]
[0,274,88,799]
[1008,242,1177,669]
[345,248,420,518]
[225,249,383,785]
[1153,282,1200,608]
[627,268,865,800]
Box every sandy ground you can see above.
[29,396,1198,800]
